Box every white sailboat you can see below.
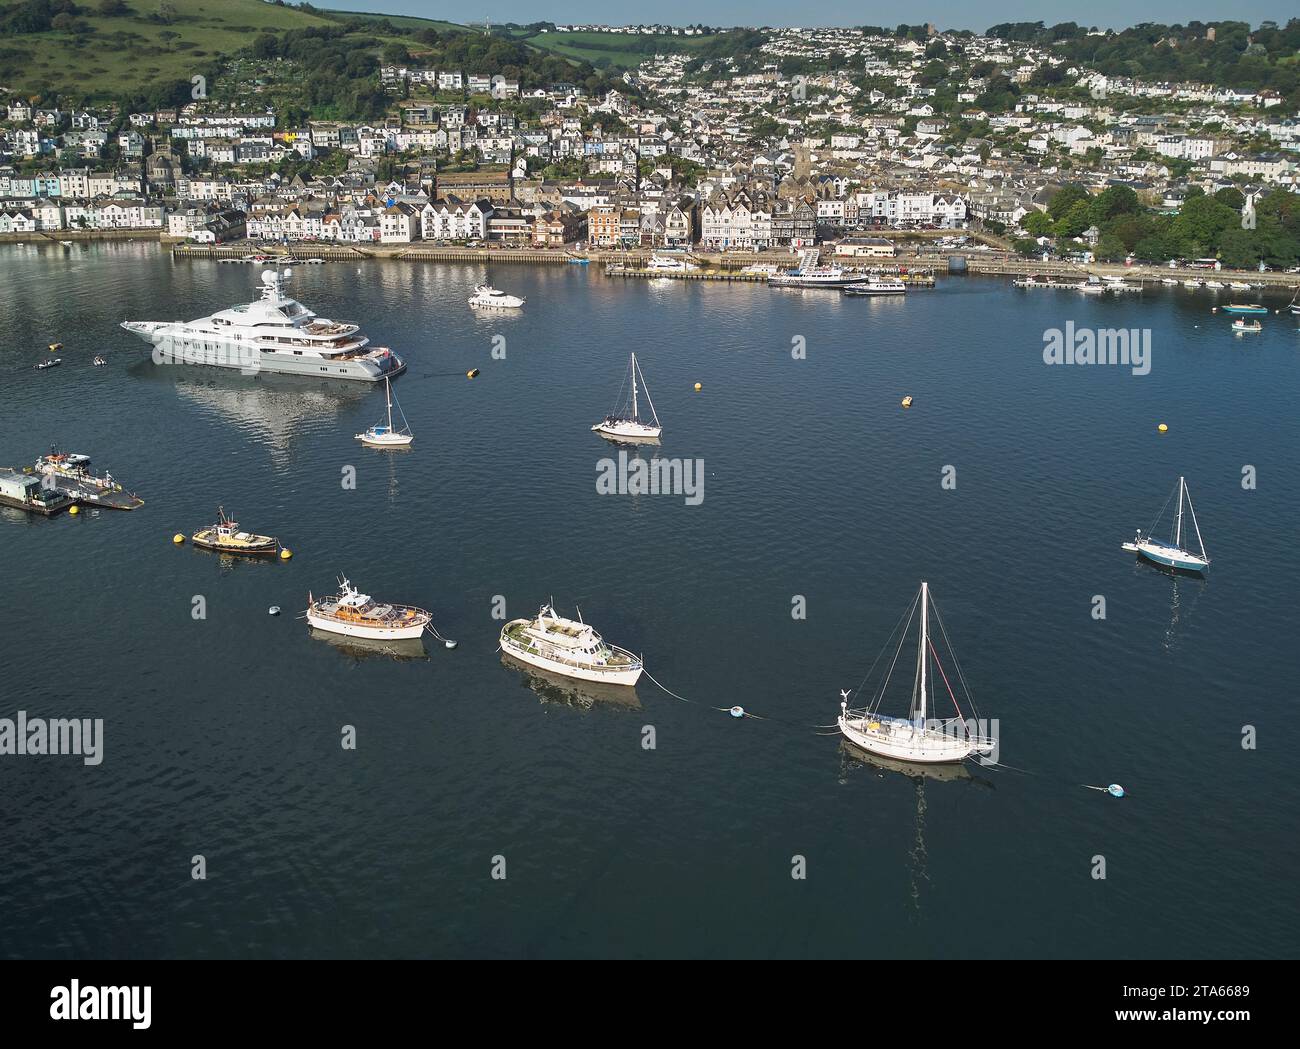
[838,582,996,764]
[355,375,413,447]
[1122,476,1210,573]
[592,352,663,442]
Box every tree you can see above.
[1047,183,1088,221]
[1022,210,1054,237]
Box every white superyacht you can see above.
[122,269,405,381]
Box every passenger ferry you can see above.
[499,604,642,686]
[843,276,907,296]
[122,269,404,382]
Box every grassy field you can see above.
[0,0,339,100]
[320,9,466,34]
[520,30,713,68]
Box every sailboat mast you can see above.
[1175,476,1185,549]
[386,376,394,430]
[630,353,639,421]
[918,582,928,724]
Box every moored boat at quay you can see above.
[121,269,404,382]
[33,451,143,510]
[499,604,642,686]
[306,577,431,640]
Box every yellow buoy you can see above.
[173,533,185,544]
[1158,423,1168,433]
[694,382,702,392]
[466,368,480,379]
[279,548,293,560]
[69,505,79,515]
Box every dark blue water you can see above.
[1,242,1296,958]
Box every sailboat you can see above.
[355,375,412,447]
[592,352,662,442]
[838,582,997,764]
[1122,476,1210,573]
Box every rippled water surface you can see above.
[0,243,1296,958]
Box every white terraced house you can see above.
[420,199,492,241]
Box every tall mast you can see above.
[630,353,639,421]
[386,376,394,430]
[918,582,928,724]
[1175,476,1185,549]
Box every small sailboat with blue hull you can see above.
[1123,476,1210,573]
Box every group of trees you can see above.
[991,20,1300,102]
[1016,183,1300,268]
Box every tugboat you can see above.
[33,450,144,510]
[499,604,642,686]
[191,507,279,556]
[306,577,432,640]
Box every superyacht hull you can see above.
[122,325,403,382]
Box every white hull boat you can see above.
[838,582,996,765]
[593,352,662,442]
[1122,476,1210,574]
[469,284,524,309]
[499,604,642,686]
[122,269,403,382]
[306,577,432,639]
[356,375,413,447]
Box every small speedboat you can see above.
[1221,303,1268,315]
[1160,277,1179,285]
[1205,280,1225,289]
[468,284,524,309]
[1183,279,1203,288]
[1231,319,1262,333]
[35,358,61,370]
[92,356,107,367]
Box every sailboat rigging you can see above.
[838,582,996,764]
[1122,476,1209,573]
[355,375,413,447]
[592,352,663,443]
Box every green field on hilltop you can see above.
[0,0,338,100]
[520,30,713,68]
[321,9,465,34]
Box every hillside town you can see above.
[1,23,1297,264]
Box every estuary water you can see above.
[0,242,1297,958]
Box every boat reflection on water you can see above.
[499,652,643,711]
[839,740,973,783]
[308,627,429,662]
[129,361,374,454]
[838,742,992,921]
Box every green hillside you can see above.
[0,0,337,100]
[521,29,714,68]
